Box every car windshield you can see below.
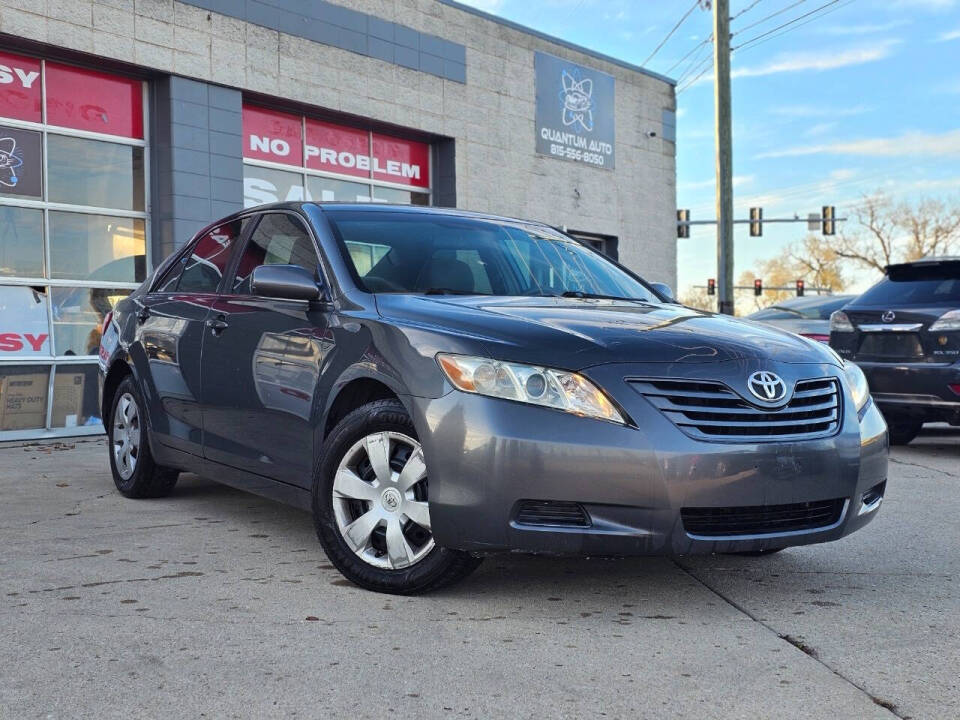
[324,211,659,302]
[857,264,960,305]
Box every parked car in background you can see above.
[831,256,960,445]
[747,294,855,343]
[99,203,888,594]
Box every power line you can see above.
[676,44,713,85]
[731,0,841,50]
[677,60,714,93]
[731,0,765,22]
[732,0,808,36]
[665,34,712,75]
[643,0,702,66]
[734,0,855,53]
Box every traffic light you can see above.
[707,278,716,295]
[677,209,690,239]
[749,207,763,237]
[822,205,835,236]
[754,278,763,296]
[796,279,805,297]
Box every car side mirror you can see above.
[251,264,321,301]
[650,282,676,302]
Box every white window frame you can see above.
[0,59,149,440]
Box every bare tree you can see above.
[835,193,960,272]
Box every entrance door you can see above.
[201,212,330,487]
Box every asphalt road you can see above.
[1,428,958,719]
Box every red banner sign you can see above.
[243,105,430,189]
[45,62,143,139]
[0,51,42,123]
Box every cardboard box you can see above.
[0,372,49,431]
[0,370,86,430]
[52,371,85,428]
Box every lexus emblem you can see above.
[747,371,787,402]
[882,311,896,323]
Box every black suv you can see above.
[830,257,960,444]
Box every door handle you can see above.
[136,307,150,324]
[206,316,229,334]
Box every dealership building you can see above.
[0,0,677,440]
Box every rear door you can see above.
[200,211,332,487]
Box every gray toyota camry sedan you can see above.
[98,203,888,594]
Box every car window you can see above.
[232,213,318,294]
[857,266,960,306]
[325,211,658,301]
[176,219,247,293]
[748,307,801,320]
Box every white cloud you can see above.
[756,129,960,158]
[731,42,899,80]
[829,168,858,181]
[804,122,837,137]
[937,28,960,41]
[891,0,956,9]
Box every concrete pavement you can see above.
[1,430,957,719]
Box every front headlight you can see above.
[843,360,870,413]
[437,353,626,424]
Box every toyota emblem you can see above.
[882,311,896,323]
[747,371,787,402]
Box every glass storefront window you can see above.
[244,166,306,208]
[0,125,43,200]
[49,212,146,283]
[47,134,145,211]
[370,186,429,205]
[0,206,44,277]
[51,364,102,428]
[0,365,50,431]
[306,176,371,202]
[1,51,147,438]
[0,285,51,357]
[50,286,131,356]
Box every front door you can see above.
[200,212,331,487]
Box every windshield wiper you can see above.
[560,290,643,301]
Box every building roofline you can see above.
[437,0,676,87]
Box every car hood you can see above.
[375,295,838,369]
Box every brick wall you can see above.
[0,0,677,286]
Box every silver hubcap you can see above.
[332,431,433,570]
[112,392,141,481]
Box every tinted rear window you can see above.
[857,265,960,306]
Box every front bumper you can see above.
[858,360,960,417]
[411,360,888,556]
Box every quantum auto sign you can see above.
[535,51,615,170]
[242,105,430,188]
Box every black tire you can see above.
[312,398,482,594]
[884,412,923,446]
[107,375,179,498]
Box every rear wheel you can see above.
[883,411,923,446]
[313,399,482,594]
[108,375,179,498]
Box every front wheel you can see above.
[883,412,923,446]
[312,399,482,594]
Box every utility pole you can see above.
[712,0,734,315]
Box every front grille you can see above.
[681,498,845,537]
[632,377,841,441]
[514,500,591,528]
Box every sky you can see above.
[454,0,960,296]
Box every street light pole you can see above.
[712,0,734,315]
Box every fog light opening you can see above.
[859,481,886,515]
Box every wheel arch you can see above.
[321,372,411,442]
[101,358,134,422]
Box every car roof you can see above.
[766,294,855,309]
[240,201,560,231]
[885,256,960,273]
